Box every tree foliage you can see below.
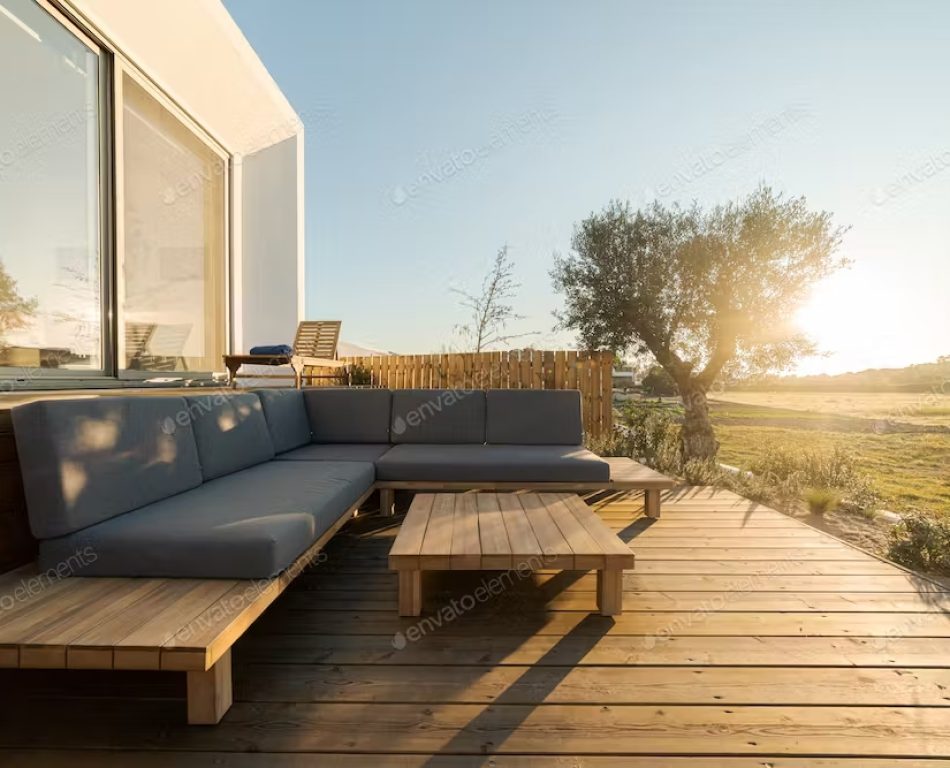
[454,246,534,352]
[553,185,848,460]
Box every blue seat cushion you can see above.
[37,461,375,579]
[390,389,486,444]
[184,393,275,480]
[276,443,391,463]
[303,388,392,443]
[256,389,312,453]
[486,389,584,445]
[374,444,609,482]
[11,396,203,539]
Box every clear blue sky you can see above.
[224,0,950,375]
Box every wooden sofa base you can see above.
[376,458,673,519]
[0,488,373,725]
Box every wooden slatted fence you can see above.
[314,350,615,440]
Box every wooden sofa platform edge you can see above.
[0,488,374,725]
[376,457,675,518]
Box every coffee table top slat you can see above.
[392,492,635,573]
[476,494,512,570]
[519,493,575,570]
[418,494,456,570]
[539,492,605,570]
[497,494,542,564]
[388,493,435,570]
[564,494,636,569]
[450,494,482,570]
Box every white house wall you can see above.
[235,133,305,350]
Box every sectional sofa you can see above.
[12,388,618,581]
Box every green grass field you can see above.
[711,390,950,428]
[707,394,950,517]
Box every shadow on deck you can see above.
[1,487,949,766]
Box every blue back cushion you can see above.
[486,389,584,445]
[184,393,275,480]
[255,389,312,454]
[11,396,203,539]
[303,388,392,443]
[390,389,486,444]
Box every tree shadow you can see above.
[419,614,612,764]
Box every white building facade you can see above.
[0,0,303,387]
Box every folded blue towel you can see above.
[249,344,293,356]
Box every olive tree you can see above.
[552,186,848,461]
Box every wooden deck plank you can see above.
[234,663,950,706]
[630,547,870,560]
[301,570,945,594]
[282,589,950,614]
[3,700,948,756]
[1,752,947,768]
[238,632,950,668]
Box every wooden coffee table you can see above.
[388,492,635,617]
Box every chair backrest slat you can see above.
[293,320,342,359]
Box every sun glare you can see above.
[793,267,909,375]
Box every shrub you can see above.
[804,486,842,515]
[746,443,879,513]
[641,365,677,397]
[617,401,682,475]
[604,405,881,517]
[349,364,373,386]
[681,459,722,486]
[888,513,950,576]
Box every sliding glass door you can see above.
[117,70,227,375]
[0,0,230,386]
[0,0,105,375]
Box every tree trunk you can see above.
[678,379,719,462]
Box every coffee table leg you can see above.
[398,570,422,616]
[645,489,661,519]
[596,569,623,616]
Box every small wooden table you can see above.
[388,492,635,617]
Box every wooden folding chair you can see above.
[223,320,351,388]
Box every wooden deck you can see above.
[2,486,950,765]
